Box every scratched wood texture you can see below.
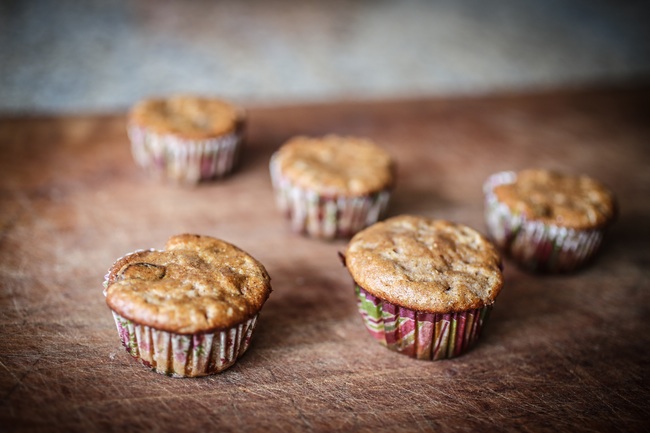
[1,86,649,433]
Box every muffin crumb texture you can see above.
[129,95,243,139]
[273,135,394,195]
[493,169,615,229]
[105,234,271,334]
[345,215,503,313]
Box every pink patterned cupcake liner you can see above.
[127,125,242,184]
[111,311,258,377]
[269,154,391,239]
[355,285,492,360]
[483,171,605,272]
[103,247,262,377]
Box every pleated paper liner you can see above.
[269,154,391,239]
[128,125,242,185]
[355,285,492,360]
[112,312,258,377]
[483,171,605,272]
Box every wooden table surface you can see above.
[1,86,649,432]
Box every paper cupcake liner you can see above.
[127,125,242,184]
[111,311,258,377]
[483,171,605,272]
[269,154,391,239]
[355,285,492,360]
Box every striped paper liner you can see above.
[483,171,605,272]
[111,312,258,377]
[355,285,492,360]
[127,124,242,184]
[269,154,391,239]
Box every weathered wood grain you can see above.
[1,85,649,432]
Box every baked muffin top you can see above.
[105,234,271,334]
[272,135,395,196]
[129,95,244,140]
[345,215,503,313]
[493,169,616,229]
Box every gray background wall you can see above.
[1,0,649,114]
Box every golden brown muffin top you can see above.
[105,234,271,334]
[128,95,244,140]
[345,215,503,313]
[493,169,616,229]
[272,135,395,196]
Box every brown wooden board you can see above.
[1,86,649,432]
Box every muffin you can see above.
[128,95,245,184]
[270,135,395,239]
[103,234,271,377]
[343,215,503,360]
[484,169,616,272]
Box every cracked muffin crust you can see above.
[484,169,617,272]
[104,234,271,377]
[269,135,395,239]
[129,95,244,140]
[492,169,616,230]
[105,234,271,334]
[345,215,503,313]
[272,135,395,196]
[344,215,503,360]
[127,95,245,184]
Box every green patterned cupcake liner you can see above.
[355,285,492,360]
[127,125,242,184]
[111,311,258,377]
[269,154,391,239]
[483,171,605,272]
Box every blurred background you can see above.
[1,0,649,114]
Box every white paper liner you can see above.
[269,153,391,239]
[483,171,606,272]
[127,125,242,184]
